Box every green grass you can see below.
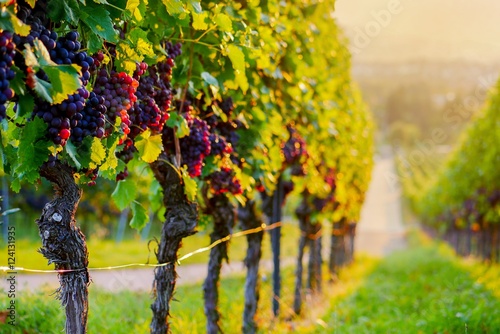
[2,231,499,333]
[315,233,500,334]
[0,254,376,333]
[0,222,302,271]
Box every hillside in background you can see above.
[335,0,500,64]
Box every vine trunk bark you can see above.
[329,219,346,278]
[203,195,235,334]
[238,200,264,334]
[149,158,198,334]
[293,194,312,315]
[37,162,89,334]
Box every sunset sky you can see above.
[334,0,500,63]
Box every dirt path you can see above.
[2,257,296,292]
[355,151,407,256]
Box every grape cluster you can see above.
[130,54,180,136]
[0,31,16,121]
[92,69,138,139]
[207,167,242,195]
[71,92,107,143]
[282,126,307,170]
[14,7,102,146]
[166,41,182,59]
[209,133,232,156]
[179,114,211,177]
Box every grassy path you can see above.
[315,234,500,334]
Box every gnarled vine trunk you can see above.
[238,200,264,334]
[203,195,235,334]
[37,162,89,334]
[329,219,346,278]
[149,158,198,334]
[293,195,311,315]
[306,222,322,293]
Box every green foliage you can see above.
[1,0,374,229]
[418,78,500,227]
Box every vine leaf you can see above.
[42,65,82,104]
[112,178,137,211]
[201,72,219,87]
[187,0,202,14]
[161,0,184,15]
[24,42,82,104]
[79,2,118,43]
[130,201,149,230]
[192,11,209,30]
[135,129,163,163]
[47,0,80,25]
[166,112,190,138]
[181,166,197,201]
[16,94,34,119]
[65,141,82,169]
[215,13,232,32]
[15,117,50,176]
[0,5,31,36]
[226,45,248,92]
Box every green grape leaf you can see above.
[166,112,190,138]
[47,0,80,25]
[10,66,26,96]
[187,0,202,14]
[16,94,34,119]
[111,178,137,211]
[135,129,163,163]
[215,13,232,32]
[161,0,184,15]
[130,201,149,230]
[10,177,21,193]
[41,65,81,104]
[15,117,50,175]
[201,72,219,87]
[65,141,82,169]
[32,76,53,103]
[86,30,104,54]
[181,167,197,201]
[78,2,118,42]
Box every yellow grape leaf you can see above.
[135,129,163,163]
[227,44,245,72]
[89,138,106,169]
[181,167,197,202]
[192,11,209,30]
[215,13,232,32]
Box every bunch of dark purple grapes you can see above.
[129,43,181,137]
[282,125,308,175]
[179,113,211,177]
[207,167,242,195]
[0,31,16,121]
[92,68,137,139]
